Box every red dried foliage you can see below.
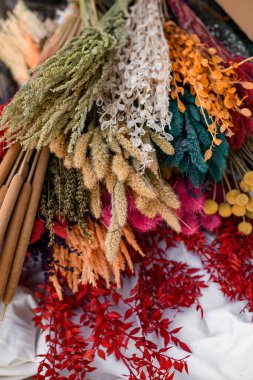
[34,230,209,379]
[178,219,253,312]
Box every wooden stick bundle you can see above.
[0,149,26,208]
[0,143,21,188]
[2,147,50,315]
[0,149,32,246]
[0,151,40,299]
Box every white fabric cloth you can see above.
[0,242,253,380]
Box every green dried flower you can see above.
[40,156,89,244]
[0,0,130,153]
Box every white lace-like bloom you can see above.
[97,0,172,169]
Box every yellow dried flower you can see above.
[235,193,249,207]
[226,189,240,205]
[246,198,253,212]
[203,199,218,215]
[238,221,252,235]
[218,203,232,218]
[240,180,250,193]
[232,204,246,217]
[244,171,253,186]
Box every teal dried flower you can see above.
[163,89,229,187]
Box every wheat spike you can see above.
[112,154,130,182]
[149,130,174,155]
[127,170,156,199]
[116,133,144,162]
[135,195,157,218]
[82,157,97,189]
[149,172,180,209]
[91,129,110,180]
[155,202,181,232]
[105,203,122,263]
[114,181,127,227]
[73,130,93,169]
[105,168,117,193]
[49,135,68,159]
[90,182,102,219]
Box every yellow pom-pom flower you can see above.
[203,199,218,215]
[240,180,250,193]
[235,193,249,206]
[226,189,240,205]
[246,198,253,212]
[238,221,252,235]
[244,171,253,186]
[218,203,232,218]
[232,204,246,217]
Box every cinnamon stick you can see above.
[2,147,50,307]
[0,143,21,188]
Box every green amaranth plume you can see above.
[0,0,130,153]
[163,89,229,187]
[40,155,89,245]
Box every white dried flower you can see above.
[97,0,172,170]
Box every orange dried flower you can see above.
[50,218,143,296]
[164,21,252,157]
